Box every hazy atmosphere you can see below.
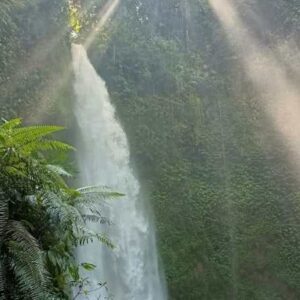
[0,0,299,299]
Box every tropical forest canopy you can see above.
[0,0,300,299]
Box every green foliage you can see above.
[88,0,300,299]
[69,3,82,34]
[0,0,72,122]
[0,119,118,299]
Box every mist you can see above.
[0,0,300,299]
[209,0,300,173]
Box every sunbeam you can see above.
[21,0,121,123]
[84,0,120,49]
[0,27,68,98]
[209,0,300,173]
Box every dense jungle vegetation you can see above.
[1,0,300,299]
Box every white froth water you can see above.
[71,43,166,300]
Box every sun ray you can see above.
[209,0,300,172]
[23,0,121,122]
[84,0,120,49]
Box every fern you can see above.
[81,214,111,225]
[75,225,114,249]
[0,190,8,239]
[46,164,72,178]
[11,125,64,141]
[77,185,124,197]
[0,257,6,300]
[0,119,119,298]
[5,221,49,299]
[40,190,114,247]
[0,118,22,130]
[0,119,73,158]
[20,140,74,155]
[41,192,84,229]
[74,185,124,209]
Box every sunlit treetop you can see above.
[69,0,82,34]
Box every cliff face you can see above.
[86,1,300,299]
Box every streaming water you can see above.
[71,44,166,300]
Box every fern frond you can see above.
[0,259,6,300]
[81,214,111,225]
[5,221,49,299]
[41,192,83,228]
[20,140,74,155]
[8,242,47,299]
[4,166,26,177]
[75,225,114,249]
[10,125,65,147]
[0,118,22,130]
[0,133,5,144]
[77,185,124,197]
[46,164,73,178]
[0,190,8,239]
[73,186,123,210]
[32,161,69,190]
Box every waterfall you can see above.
[71,43,166,300]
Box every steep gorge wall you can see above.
[87,0,300,299]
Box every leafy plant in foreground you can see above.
[0,118,121,299]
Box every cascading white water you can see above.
[71,44,166,300]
